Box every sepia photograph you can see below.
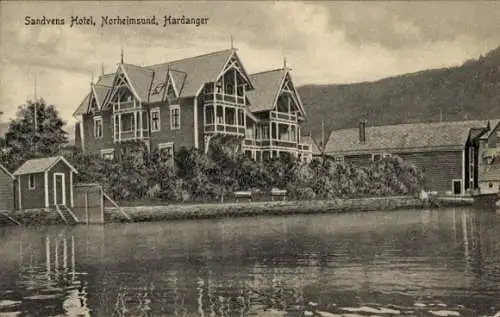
[1,1,500,316]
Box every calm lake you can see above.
[1,208,500,317]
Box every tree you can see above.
[3,99,68,171]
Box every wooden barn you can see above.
[13,156,78,210]
[323,120,496,195]
[0,164,16,211]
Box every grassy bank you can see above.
[0,196,473,226]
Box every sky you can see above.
[1,1,500,128]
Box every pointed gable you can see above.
[73,73,115,116]
[247,68,288,113]
[121,63,155,101]
[148,49,235,98]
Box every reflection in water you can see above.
[0,208,500,316]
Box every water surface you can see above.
[1,208,500,317]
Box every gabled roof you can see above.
[13,156,78,176]
[121,63,155,101]
[76,49,241,112]
[73,74,115,117]
[148,49,236,98]
[247,68,288,113]
[0,164,14,180]
[324,120,492,155]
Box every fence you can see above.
[73,183,104,224]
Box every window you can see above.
[262,126,270,139]
[100,149,114,160]
[158,143,174,159]
[216,80,223,93]
[121,113,135,132]
[216,106,224,124]
[94,116,103,139]
[226,108,235,125]
[151,108,161,132]
[238,109,245,126]
[170,105,180,130]
[246,126,254,139]
[226,83,234,95]
[28,175,35,190]
[206,105,214,124]
[335,156,344,164]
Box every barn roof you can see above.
[0,164,14,180]
[324,120,493,155]
[13,156,78,176]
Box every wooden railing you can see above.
[270,111,297,122]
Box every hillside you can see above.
[298,46,500,147]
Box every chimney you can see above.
[359,120,367,143]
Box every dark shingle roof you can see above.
[75,49,236,114]
[247,68,288,113]
[13,156,78,175]
[324,120,493,155]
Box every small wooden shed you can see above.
[13,156,78,210]
[0,164,16,211]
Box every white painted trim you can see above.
[100,148,115,160]
[170,104,181,130]
[168,71,179,98]
[79,118,85,153]
[45,156,79,175]
[461,149,466,194]
[194,83,205,150]
[158,142,175,157]
[70,171,74,208]
[17,176,21,210]
[150,107,161,132]
[44,171,49,208]
[452,179,463,195]
[53,172,66,206]
[119,64,142,103]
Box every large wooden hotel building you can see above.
[73,48,312,161]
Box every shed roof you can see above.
[324,120,492,155]
[13,156,78,176]
[0,164,14,180]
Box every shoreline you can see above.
[1,195,473,226]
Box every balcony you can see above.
[113,110,149,143]
[270,111,297,122]
[204,103,246,136]
[204,92,245,106]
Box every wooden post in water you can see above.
[45,237,51,280]
[71,236,76,281]
[100,186,104,223]
[85,191,89,225]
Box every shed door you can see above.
[54,174,65,205]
